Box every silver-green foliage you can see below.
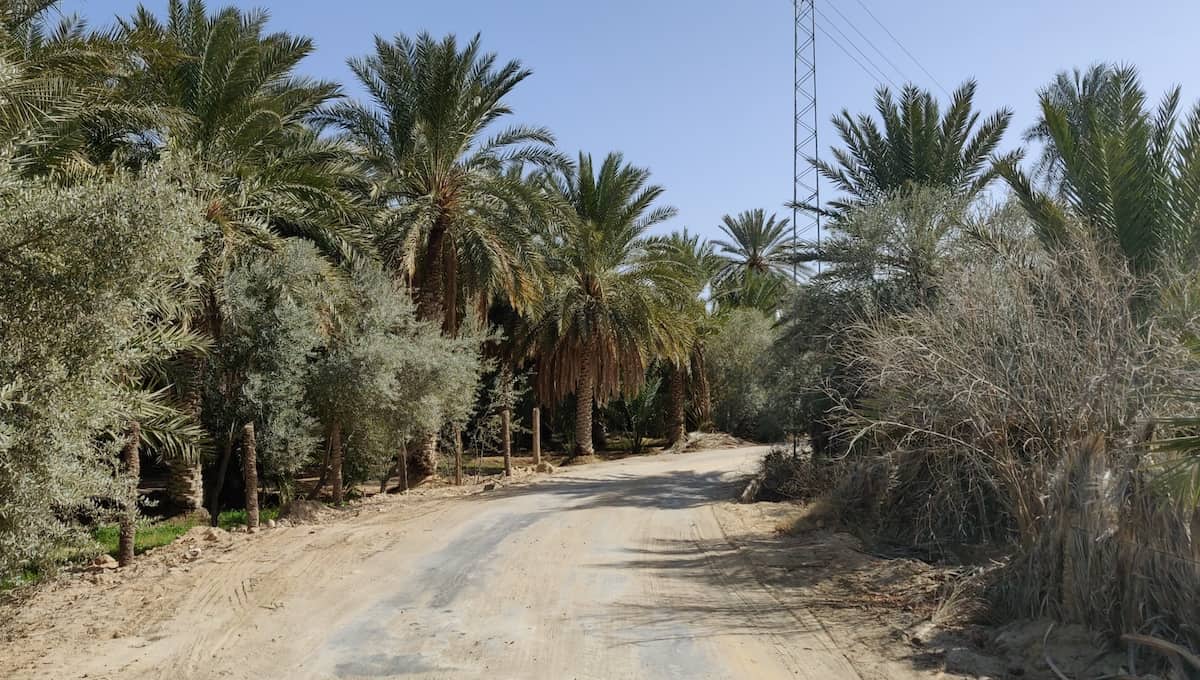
[310,261,484,485]
[0,168,204,574]
[212,241,329,490]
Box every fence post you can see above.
[532,407,541,466]
[454,426,464,486]
[502,408,512,477]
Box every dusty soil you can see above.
[0,447,1106,679]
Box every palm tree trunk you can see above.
[574,338,596,457]
[330,421,344,505]
[404,432,439,481]
[118,421,141,568]
[242,422,259,530]
[442,245,459,335]
[419,220,447,327]
[692,345,713,432]
[666,365,686,448]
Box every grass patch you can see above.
[216,506,279,530]
[92,516,203,558]
[0,567,44,592]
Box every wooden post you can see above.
[118,421,141,567]
[330,421,343,504]
[454,427,464,486]
[243,422,259,529]
[532,407,541,466]
[502,408,512,477]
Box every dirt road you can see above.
[4,447,948,679]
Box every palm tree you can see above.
[655,229,722,442]
[710,209,796,311]
[322,32,563,478]
[528,152,689,456]
[812,81,1013,215]
[322,32,565,333]
[1000,64,1200,274]
[115,0,369,514]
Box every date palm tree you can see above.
[813,80,1013,215]
[115,0,370,513]
[710,209,795,311]
[1000,64,1200,275]
[527,152,690,456]
[321,31,565,333]
[322,31,564,477]
[654,229,722,442]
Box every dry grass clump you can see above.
[757,445,842,502]
[829,235,1200,649]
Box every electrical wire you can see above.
[815,7,899,91]
[814,19,887,90]
[825,1,912,86]
[852,0,950,96]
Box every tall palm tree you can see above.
[322,32,563,478]
[1000,64,1200,274]
[654,229,721,442]
[321,32,566,334]
[528,152,690,456]
[711,209,794,311]
[115,0,369,513]
[813,81,1013,215]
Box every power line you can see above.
[815,7,899,91]
[815,20,887,90]
[825,1,912,86]
[852,0,950,97]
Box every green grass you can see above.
[216,506,279,530]
[89,506,280,559]
[92,516,203,558]
[0,567,44,592]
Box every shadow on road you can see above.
[464,467,747,512]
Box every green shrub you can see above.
[0,168,204,578]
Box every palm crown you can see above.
[528,151,687,455]
[321,32,567,332]
[814,80,1012,215]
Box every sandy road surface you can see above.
[5,447,944,679]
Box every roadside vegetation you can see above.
[2,0,1198,668]
[0,0,783,581]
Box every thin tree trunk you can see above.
[574,339,595,457]
[502,408,512,477]
[207,432,235,527]
[666,364,686,448]
[330,421,344,505]
[454,427,464,486]
[118,421,141,567]
[532,407,541,466]
[307,436,334,500]
[692,345,713,432]
[242,422,259,530]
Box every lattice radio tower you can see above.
[791,0,819,455]
[792,0,819,279]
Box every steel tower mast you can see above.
[793,0,820,276]
[791,0,819,454]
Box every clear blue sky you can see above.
[57,0,1200,242]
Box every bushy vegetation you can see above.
[771,65,1200,652]
[0,0,779,579]
[5,0,1197,658]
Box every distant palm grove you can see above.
[2,0,1199,657]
